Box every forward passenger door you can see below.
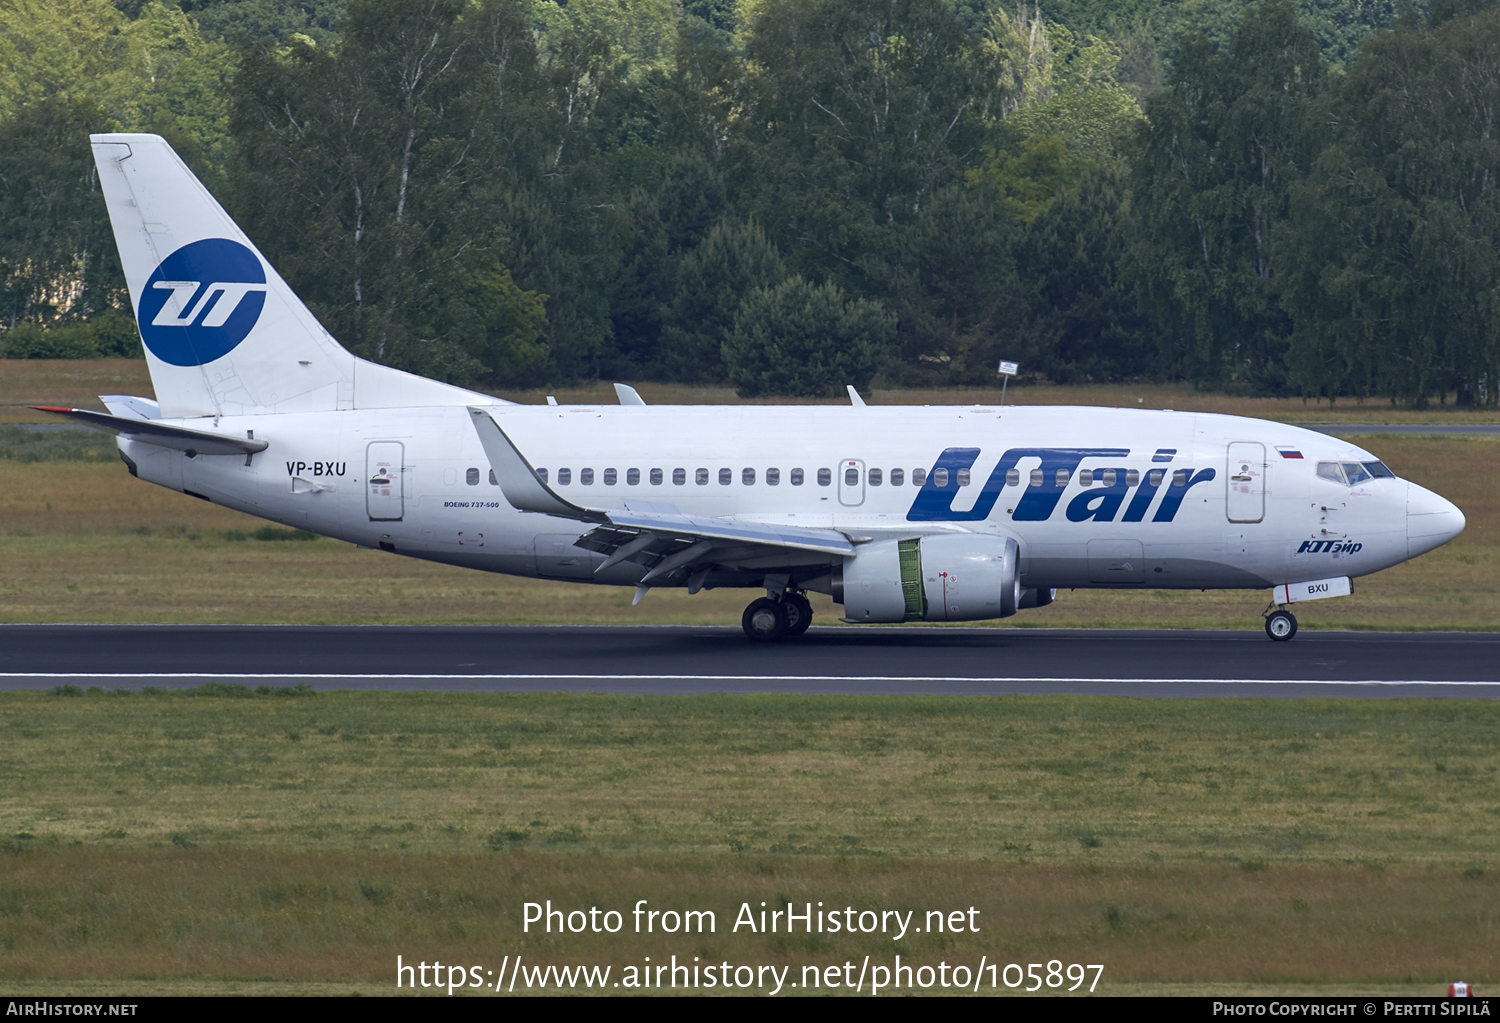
[1226,442,1266,523]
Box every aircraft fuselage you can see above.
[118,402,1453,595]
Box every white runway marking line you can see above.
[1,672,1493,686]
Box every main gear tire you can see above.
[742,598,788,642]
[782,593,814,636]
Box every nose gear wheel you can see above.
[1264,608,1298,641]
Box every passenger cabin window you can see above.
[580,468,595,485]
[1172,469,1188,487]
[845,467,859,486]
[1126,469,1139,487]
[1030,469,1043,487]
[743,468,755,485]
[869,468,882,486]
[933,468,949,488]
[1055,468,1070,487]
[696,468,709,485]
[1102,469,1116,487]
[1147,469,1163,487]
[1006,469,1019,487]
[537,468,549,483]
[627,468,640,486]
[912,468,926,487]
[791,468,805,486]
[957,468,971,487]
[767,468,780,486]
[650,468,663,485]
[1079,469,1093,486]
[603,468,618,485]
[891,468,904,486]
[719,468,733,485]
[817,468,832,486]
[466,468,479,486]
[556,468,569,485]
[1342,462,1373,485]
[489,469,498,486]
[673,468,686,486]
[1316,461,1345,484]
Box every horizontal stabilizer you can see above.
[32,406,268,456]
[99,395,161,421]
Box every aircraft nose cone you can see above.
[1407,482,1466,559]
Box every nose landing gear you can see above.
[1264,605,1298,641]
[741,590,814,642]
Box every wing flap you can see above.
[603,510,855,557]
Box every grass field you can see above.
[1,689,1495,992]
[7,357,1500,423]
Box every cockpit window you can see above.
[1363,460,1396,479]
[1342,462,1373,485]
[1316,461,1345,485]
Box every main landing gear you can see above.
[1263,605,1298,642]
[742,591,814,642]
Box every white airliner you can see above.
[37,134,1466,642]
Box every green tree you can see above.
[995,23,1143,162]
[170,1,350,46]
[1282,2,1500,405]
[231,0,553,383]
[660,218,787,383]
[1013,161,1153,382]
[966,11,1139,291]
[526,0,681,81]
[723,276,894,396]
[735,0,1001,287]
[429,261,549,384]
[1,1,226,133]
[1129,0,1324,391]
[968,134,1092,224]
[0,99,124,331]
[0,309,139,357]
[864,183,1019,384]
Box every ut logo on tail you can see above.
[150,280,265,328]
[137,238,267,366]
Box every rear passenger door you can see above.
[366,442,405,521]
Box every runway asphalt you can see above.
[2,624,1497,699]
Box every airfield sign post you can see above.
[998,360,1018,406]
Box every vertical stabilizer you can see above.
[90,134,505,418]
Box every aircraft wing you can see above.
[33,406,269,456]
[467,407,855,579]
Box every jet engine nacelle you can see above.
[839,534,1020,623]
